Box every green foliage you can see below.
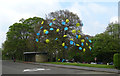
[91,23,120,63]
[43,62,114,69]
[91,33,118,63]
[105,23,119,39]
[105,23,120,52]
[45,10,85,59]
[2,17,45,60]
[47,10,82,27]
[2,10,92,62]
[113,53,120,69]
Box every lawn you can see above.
[43,62,115,69]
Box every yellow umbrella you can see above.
[77,30,80,33]
[78,35,81,39]
[63,35,67,37]
[56,29,60,32]
[83,48,86,52]
[81,39,85,42]
[76,23,80,27]
[53,18,56,21]
[76,44,80,46]
[62,43,65,46]
[72,30,76,33]
[41,21,44,24]
[66,19,69,23]
[86,43,88,46]
[46,39,50,43]
[70,38,73,41]
[43,29,47,33]
[89,46,91,49]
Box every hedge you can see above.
[113,53,120,69]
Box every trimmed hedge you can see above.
[113,53,120,69]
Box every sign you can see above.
[94,57,97,61]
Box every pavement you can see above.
[29,62,120,74]
[2,60,118,74]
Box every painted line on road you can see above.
[23,68,51,72]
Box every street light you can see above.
[118,2,120,53]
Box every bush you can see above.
[113,53,120,69]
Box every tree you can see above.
[3,23,32,60]
[45,10,84,59]
[2,11,92,62]
[2,17,45,60]
[20,17,45,52]
[105,23,119,39]
[90,23,120,63]
[105,23,120,52]
[91,32,119,63]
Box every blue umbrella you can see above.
[89,40,92,43]
[86,37,88,39]
[76,35,78,39]
[49,23,52,26]
[62,21,65,25]
[64,46,68,49]
[79,47,82,50]
[36,39,38,42]
[50,28,54,30]
[40,26,43,29]
[81,42,84,46]
[62,59,65,62]
[37,33,40,36]
[90,48,92,51]
[81,23,83,26]
[64,27,68,31]
[45,31,49,34]
[55,38,58,40]
[70,41,74,45]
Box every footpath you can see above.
[25,62,120,74]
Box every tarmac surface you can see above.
[2,60,117,74]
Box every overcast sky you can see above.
[0,0,119,48]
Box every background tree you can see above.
[2,23,31,60]
[104,23,120,52]
[105,23,119,39]
[20,17,45,52]
[91,23,120,63]
[2,17,45,60]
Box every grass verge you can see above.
[43,62,114,69]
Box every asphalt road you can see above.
[2,60,115,74]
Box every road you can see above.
[2,60,115,74]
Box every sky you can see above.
[0,0,119,48]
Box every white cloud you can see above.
[52,0,119,2]
[83,21,107,36]
[67,2,112,36]
[0,0,61,48]
[110,16,118,23]
[0,0,118,48]
[68,2,83,19]
[0,31,6,48]
[88,3,108,13]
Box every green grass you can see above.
[43,62,114,69]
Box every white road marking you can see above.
[23,68,51,72]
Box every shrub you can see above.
[113,53,120,69]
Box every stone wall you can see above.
[35,54,48,62]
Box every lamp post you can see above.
[118,2,120,53]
